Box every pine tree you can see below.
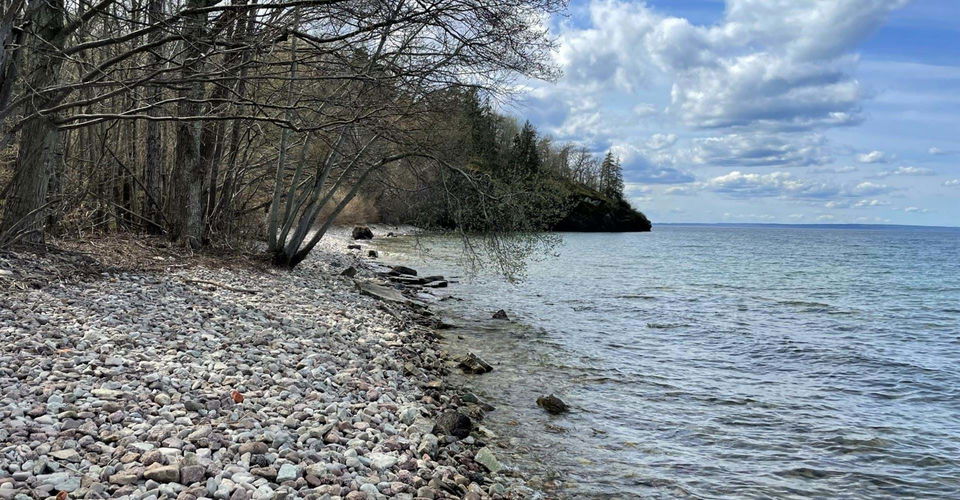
[461,90,499,170]
[599,151,624,199]
[508,121,542,178]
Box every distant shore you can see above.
[0,227,530,499]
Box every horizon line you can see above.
[655,222,960,230]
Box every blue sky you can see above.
[512,0,960,226]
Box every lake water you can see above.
[375,225,960,498]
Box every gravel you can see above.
[0,228,527,499]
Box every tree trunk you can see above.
[143,0,163,234]
[167,0,209,248]
[0,0,65,243]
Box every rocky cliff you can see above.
[552,187,652,232]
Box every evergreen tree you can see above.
[508,121,542,178]
[599,151,625,199]
[460,90,499,170]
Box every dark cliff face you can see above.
[552,193,652,232]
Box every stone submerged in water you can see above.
[340,266,358,278]
[536,395,570,414]
[351,225,374,239]
[492,309,509,320]
[474,447,503,473]
[367,249,378,258]
[458,353,493,374]
[433,411,472,439]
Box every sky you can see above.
[512,0,960,226]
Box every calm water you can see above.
[376,226,960,498]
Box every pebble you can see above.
[0,228,521,499]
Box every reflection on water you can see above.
[376,226,960,498]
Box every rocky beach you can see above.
[0,228,525,500]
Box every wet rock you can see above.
[391,265,418,276]
[368,250,379,258]
[433,411,472,439]
[347,244,362,250]
[352,226,374,240]
[474,447,502,473]
[340,266,358,278]
[357,281,414,305]
[492,309,509,320]
[458,353,493,374]
[536,395,570,414]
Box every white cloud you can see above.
[691,133,829,167]
[929,147,952,156]
[944,179,960,187]
[873,166,935,177]
[703,171,839,198]
[693,171,894,200]
[854,199,890,208]
[824,198,888,209]
[849,181,894,196]
[646,133,678,150]
[811,165,858,173]
[856,150,890,163]
[539,0,909,174]
[633,103,659,116]
[903,206,928,213]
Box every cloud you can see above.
[929,147,953,156]
[646,133,678,150]
[702,171,839,198]
[873,166,935,177]
[856,150,890,163]
[854,198,890,208]
[691,170,894,200]
[825,198,890,209]
[944,179,960,187]
[589,0,908,131]
[903,206,928,213]
[690,133,829,167]
[615,145,695,184]
[811,165,858,173]
[849,181,894,196]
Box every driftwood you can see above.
[183,279,259,294]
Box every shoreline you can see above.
[0,228,530,499]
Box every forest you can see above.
[0,0,647,268]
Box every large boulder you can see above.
[352,226,374,239]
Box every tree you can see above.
[599,151,624,200]
[507,121,541,179]
[0,0,569,267]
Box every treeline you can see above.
[453,90,627,201]
[380,89,634,231]
[0,0,645,269]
